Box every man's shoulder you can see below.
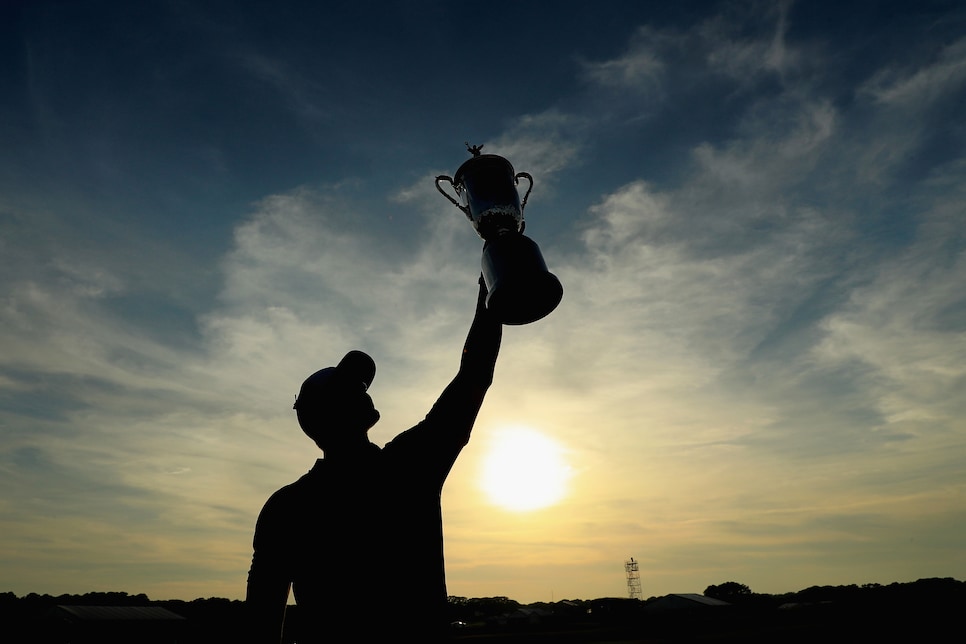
[263,461,323,503]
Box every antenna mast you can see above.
[624,557,643,600]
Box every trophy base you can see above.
[482,234,564,325]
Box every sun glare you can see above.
[480,426,572,512]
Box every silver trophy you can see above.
[436,144,563,325]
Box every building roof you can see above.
[644,593,731,612]
[668,594,730,606]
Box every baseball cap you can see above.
[293,350,376,409]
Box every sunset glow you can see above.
[480,427,572,512]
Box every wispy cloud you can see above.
[861,36,966,108]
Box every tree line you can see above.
[2,578,963,643]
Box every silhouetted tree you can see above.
[704,581,752,602]
[447,595,522,623]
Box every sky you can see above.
[1,0,965,604]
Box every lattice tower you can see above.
[624,557,642,600]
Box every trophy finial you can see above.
[465,142,484,157]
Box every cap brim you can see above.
[336,350,376,391]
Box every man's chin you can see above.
[365,410,380,430]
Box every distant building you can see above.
[644,593,730,613]
[47,605,186,643]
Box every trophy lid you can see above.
[452,144,516,188]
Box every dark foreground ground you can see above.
[450,602,954,643]
[8,600,957,644]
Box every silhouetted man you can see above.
[247,278,502,642]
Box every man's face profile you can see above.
[296,373,380,450]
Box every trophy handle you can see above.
[435,175,472,219]
[515,172,534,211]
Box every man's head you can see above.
[294,350,380,451]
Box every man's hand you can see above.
[476,274,489,315]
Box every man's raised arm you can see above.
[458,275,503,389]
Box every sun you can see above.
[480,426,572,512]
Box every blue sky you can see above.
[2,0,965,603]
